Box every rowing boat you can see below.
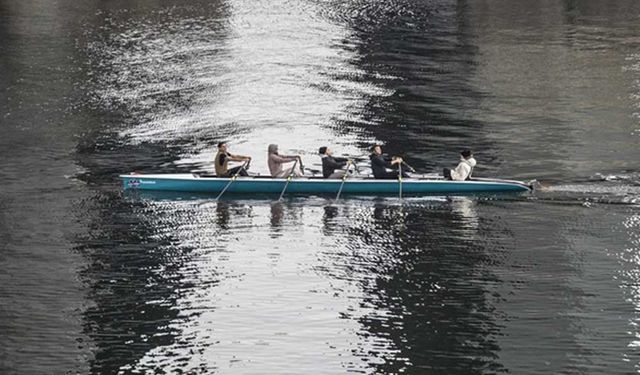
[119,173,533,195]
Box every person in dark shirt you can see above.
[319,146,351,178]
[214,141,251,177]
[369,144,409,179]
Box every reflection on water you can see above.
[269,201,285,232]
[89,195,501,374]
[216,200,232,230]
[83,0,380,176]
[68,192,640,373]
[2,0,640,373]
[317,199,503,374]
[622,214,640,354]
[74,193,191,374]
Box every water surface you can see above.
[1,0,640,374]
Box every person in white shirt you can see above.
[443,149,476,181]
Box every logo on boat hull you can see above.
[127,179,157,188]
[127,179,141,188]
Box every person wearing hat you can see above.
[369,144,409,179]
[443,149,476,181]
[318,146,351,178]
[215,141,251,177]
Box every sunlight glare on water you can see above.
[90,0,392,175]
[2,0,640,374]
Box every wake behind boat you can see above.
[119,173,534,195]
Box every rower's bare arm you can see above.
[228,154,251,162]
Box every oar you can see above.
[352,160,361,176]
[278,158,299,201]
[398,163,403,199]
[215,161,248,201]
[402,161,416,173]
[298,156,305,176]
[335,160,352,202]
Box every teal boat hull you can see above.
[120,174,532,195]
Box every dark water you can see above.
[1,0,640,373]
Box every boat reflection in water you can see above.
[270,201,285,230]
[315,197,504,373]
[115,190,523,373]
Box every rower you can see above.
[319,146,351,178]
[369,144,410,179]
[268,144,304,178]
[215,141,251,177]
[443,149,476,181]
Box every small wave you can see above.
[548,184,640,195]
[540,175,640,206]
[589,172,640,183]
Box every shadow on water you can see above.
[318,198,504,374]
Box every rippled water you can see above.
[1,0,640,374]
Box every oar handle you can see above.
[351,160,360,175]
[335,160,352,202]
[235,160,249,177]
[215,161,249,201]
[287,158,299,180]
[279,158,299,200]
[398,163,403,199]
[402,161,416,173]
[229,161,249,181]
[342,160,353,180]
[297,156,304,176]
